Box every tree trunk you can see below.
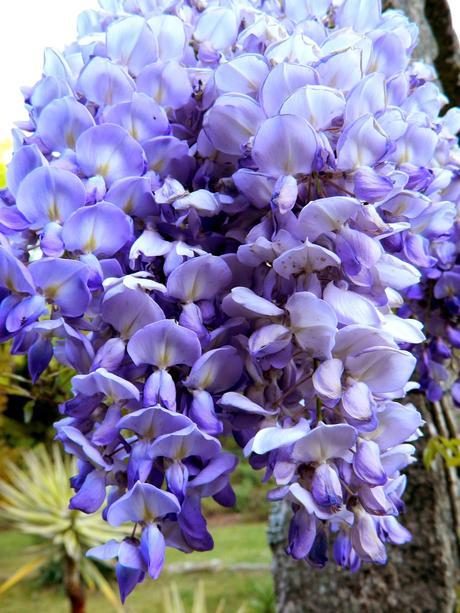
[385,0,460,107]
[270,395,460,613]
[64,555,86,613]
[270,3,460,611]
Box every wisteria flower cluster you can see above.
[1,0,459,601]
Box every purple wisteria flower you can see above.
[1,0,459,602]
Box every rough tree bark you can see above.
[269,3,460,612]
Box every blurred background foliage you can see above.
[0,143,6,188]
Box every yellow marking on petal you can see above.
[48,201,60,222]
[157,350,171,370]
[97,163,110,178]
[65,132,76,149]
[199,370,214,390]
[149,159,165,172]
[45,284,59,300]
[175,443,185,460]
[84,232,97,253]
[124,197,134,214]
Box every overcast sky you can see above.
[0,0,459,144]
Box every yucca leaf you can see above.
[0,556,47,596]
[192,581,207,613]
[0,444,123,603]
[82,559,124,612]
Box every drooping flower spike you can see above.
[1,0,459,601]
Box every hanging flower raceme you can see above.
[1,0,459,601]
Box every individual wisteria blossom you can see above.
[1,0,459,602]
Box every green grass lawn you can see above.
[0,523,274,613]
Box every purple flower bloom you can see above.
[2,0,458,599]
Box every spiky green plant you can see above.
[0,445,125,612]
[162,580,246,613]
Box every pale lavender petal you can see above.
[118,406,192,438]
[194,7,238,51]
[127,319,202,367]
[342,380,375,424]
[143,136,191,181]
[29,258,90,317]
[312,358,343,400]
[37,96,95,151]
[252,115,318,176]
[215,53,269,97]
[77,56,135,106]
[16,166,86,226]
[76,124,145,185]
[286,292,337,359]
[370,402,423,450]
[351,509,387,564]
[107,481,180,526]
[106,15,158,76]
[203,93,265,155]
[344,73,386,125]
[137,61,192,109]
[244,419,310,456]
[345,346,416,394]
[149,424,221,460]
[102,284,164,339]
[166,254,232,302]
[248,324,292,358]
[311,463,343,508]
[369,32,408,78]
[222,287,284,318]
[323,282,380,326]
[147,15,186,61]
[287,508,316,560]
[353,167,394,203]
[272,175,298,215]
[392,124,438,167]
[62,201,133,256]
[72,368,140,401]
[140,524,165,580]
[280,85,345,131]
[292,423,357,463]
[106,176,156,217]
[273,241,340,279]
[6,144,48,198]
[40,222,65,257]
[353,439,387,486]
[102,93,169,142]
[173,190,220,217]
[359,485,394,516]
[336,0,381,31]
[297,197,361,242]
[184,346,243,393]
[260,62,318,117]
[336,115,390,171]
[0,246,35,294]
[143,370,177,410]
[219,392,276,417]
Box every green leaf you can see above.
[424,436,460,469]
[23,401,35,424]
